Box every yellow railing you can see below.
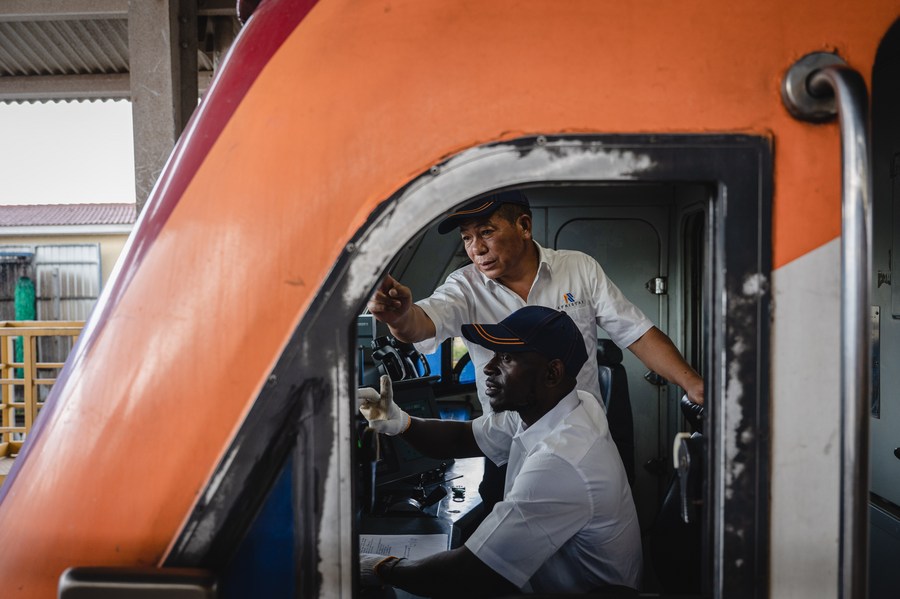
[0,321,84,482]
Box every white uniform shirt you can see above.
[466,390,643,592]
[415,242,653,413]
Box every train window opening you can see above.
[351,174,737,596]
[340,137,769,597]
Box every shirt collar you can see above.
[515,389,581,453]
[535,240,553,278]
[535,240,553,271]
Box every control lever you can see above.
[419,485,448,509]
[384,486,448,515]
[673,432,692,524]
[680,394,705,434]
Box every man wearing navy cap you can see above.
[358,306,642,595]
[368,189,703,505]
[369,190,702,410]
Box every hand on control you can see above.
[685,375,704,406]
[358,374,410,436]
[680,394,705,434]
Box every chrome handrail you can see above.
[783,53,872,599]
[814,64,872,599]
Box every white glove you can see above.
[359,553,402,586]
[358,375,410,436]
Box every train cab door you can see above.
[553,208,668,528]
[530,188,676,529]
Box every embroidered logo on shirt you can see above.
[558,292,586,310]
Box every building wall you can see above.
[0,232,129,288]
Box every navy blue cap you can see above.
[461,306,588,378]
[437,190,530,234]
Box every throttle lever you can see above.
[673,432,693,524]
[420,485,448,509]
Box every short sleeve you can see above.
[413,272,473,354]
[588,259,653,348]
[465,454,592,588]
[471,411,519,466]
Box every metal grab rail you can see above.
[817,64,872,599]
[783,53,872,599]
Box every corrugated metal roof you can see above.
[0,1,235,103]
[0,18,217,75]
[0,203,136,227]
[0,19,129,77]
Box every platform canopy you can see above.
[0,0,242,211]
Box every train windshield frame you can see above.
[165,134,773,598]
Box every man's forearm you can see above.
[389,305,437,343]
[628,326,704,404]
[380,547,517,598]
[400,417,483,459]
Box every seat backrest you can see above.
[596,339,635,485]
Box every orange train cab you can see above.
[0,1,898,597]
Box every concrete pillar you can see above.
[128,0,198,214]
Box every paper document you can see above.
[359,533,449,560]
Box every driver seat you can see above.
[596,339,635,485]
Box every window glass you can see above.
[451,337,475,384]
[422,344,442,380]
[220,456,295,598]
